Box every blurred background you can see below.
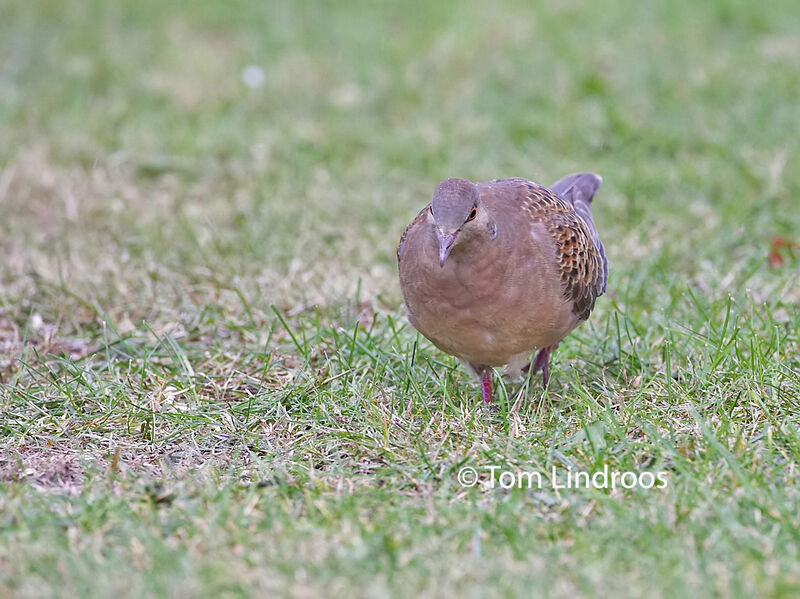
[2,2,800,596]
[2,0,798,320]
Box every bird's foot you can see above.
[480,369,493,403]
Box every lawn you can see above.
[2,0,800,597]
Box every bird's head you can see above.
[430,178,495,266]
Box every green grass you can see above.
[2,0,800,597]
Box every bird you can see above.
[397,172,607,403]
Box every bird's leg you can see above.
[480,369,493,403]
[540,355,550,387]
[529,344,558,387]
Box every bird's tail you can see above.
[550,172,602,206]
[550,171,603,235]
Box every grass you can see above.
[2,0,800,596]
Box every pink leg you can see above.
[530,344,558,387]
[480,369,493,403]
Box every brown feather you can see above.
[500,178,606,320]
[397,205,430,263]
[396,174,606,376]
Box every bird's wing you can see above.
[397,204,431,263]
[550,172,607,295]
[506,178,607,320]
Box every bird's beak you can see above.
[438,231,458,267]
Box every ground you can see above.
[1,0,800,597]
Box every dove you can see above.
[397,173,607,403]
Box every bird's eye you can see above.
[466,206,477,222]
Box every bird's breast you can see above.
[399,226,577,366]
